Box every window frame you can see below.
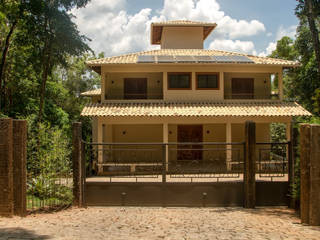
[196,72,220,90]
[167,72,192,90]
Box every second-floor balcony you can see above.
[102,72,281,101]
[105,72,163,100]
[105,92,164,100]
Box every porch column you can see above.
[163,123,169,171]
[286,121,294,205]
[97,119,103,173]
[226,122,232,170]
[286,122,292,174]
[278,70,283,101]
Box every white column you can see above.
[97,119,103,173]
[278,70,283,101]
[101,72,106,102]
[163,72,167,101]
[163,123,169,171]
[220,71,224,99]
[286,122,291,167]
[226,122,232,171]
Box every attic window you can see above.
[168,73,191,90]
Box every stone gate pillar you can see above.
[72,122,85,207]
[300,124,320,226]
[0,118,13,217]
[12,120,27,216]
[244,121,256,208]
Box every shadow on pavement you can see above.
[0,227,51,239]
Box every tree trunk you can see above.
[0,20,17,110]
[305,0,320,78]
[38,39,52,124]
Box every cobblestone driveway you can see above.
[0,207,319,240]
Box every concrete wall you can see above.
[224,73,272,99]
[161,27,203,49]
[105,72,163,99]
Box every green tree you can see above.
[296,0,320,75]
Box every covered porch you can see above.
[81,101,310,179]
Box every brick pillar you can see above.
[244,121,256,208]
[72,122,84,207]
[309,125,320,225]
[0,118,13,217]
[300,124,311,224]
[12,120,27,216]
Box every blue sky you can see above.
[72,0,299,57]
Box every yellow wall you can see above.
[103,124,163,163]
[112,124,162,142]
[224,72,272,99]
[105,72,163,99]
[231,123,270,161]
[161,27,203,49]
[101,65,282,102]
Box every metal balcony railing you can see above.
[105,93,163,100]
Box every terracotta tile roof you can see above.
[86,49,298,67]
[151,20,217,44]
[81,101,311,117]
[80,89,101,97]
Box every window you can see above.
[196,73,219,89]
[168,73,191,89]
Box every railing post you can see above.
[12,120,27,217]
[72,122,84,207]
[81,141,87,208]
[244,121,256,208]
[162,144,167,207]
[0,118,13,217]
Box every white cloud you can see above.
[72,0,266,56]
[276,25,297,40]
[161,0,265,39]
[259,24,297,57]
[258,42,277,57]
[217,17,265,39]
[209,39,256,54]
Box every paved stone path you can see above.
[0,207,319,240]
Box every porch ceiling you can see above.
[81,101,311,117]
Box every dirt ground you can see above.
[0,207,319,240]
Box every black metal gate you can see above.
[81,140,291,207]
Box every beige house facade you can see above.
[81,20,311,175]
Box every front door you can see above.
[231,78,254,99]
[177,125,203,161]
[124,78,147,99]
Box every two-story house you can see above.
[81,20,311,175]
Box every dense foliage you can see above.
[0,0,100,205]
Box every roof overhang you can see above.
[81,101,311,118]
